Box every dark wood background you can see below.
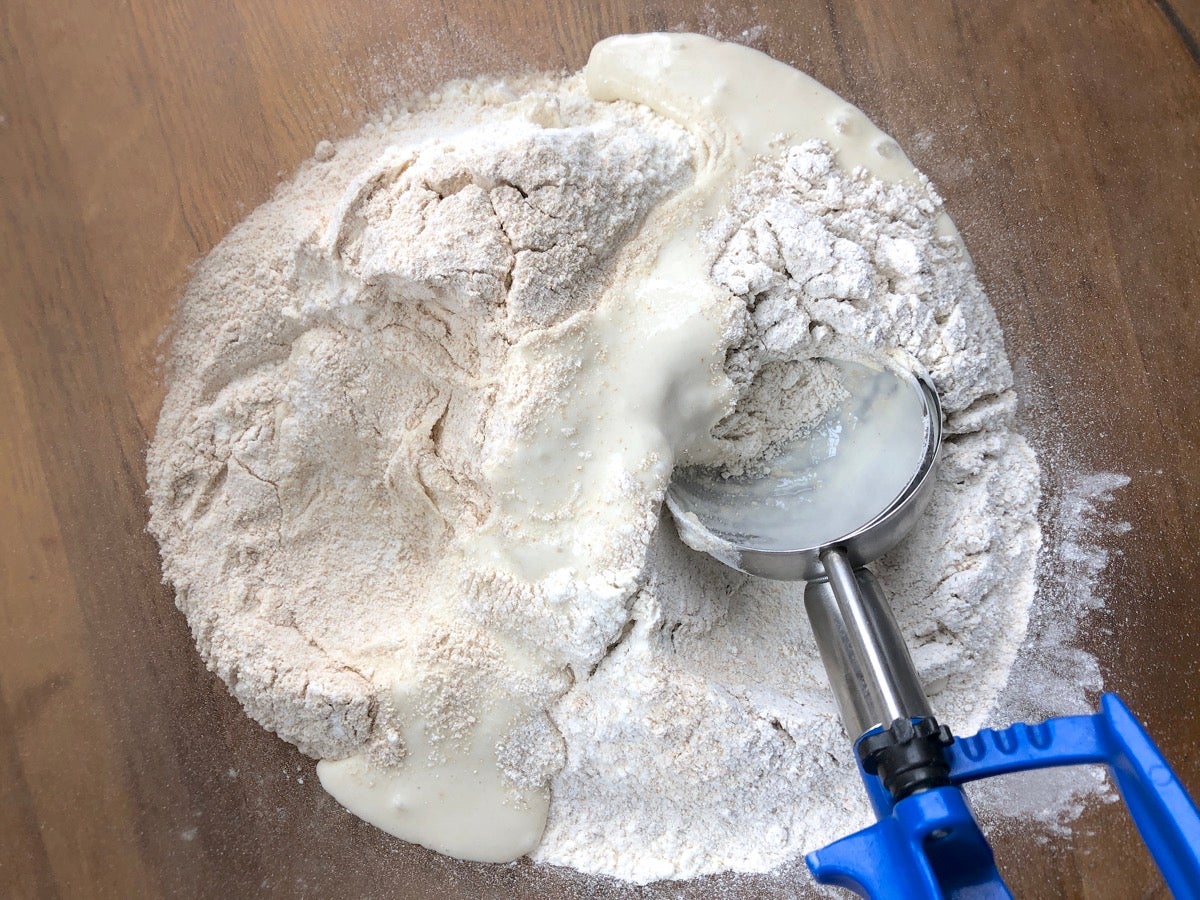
[2,1,1197,897]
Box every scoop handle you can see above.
[944,694,1200,897]
[804,548,934,739]
[808,695,1200,899]
[806,784,1010,899]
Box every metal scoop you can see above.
[666,357,942,739]
[666,358,1200,899]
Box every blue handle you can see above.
[949,693,1200,896]
[807,785,1012,899]
[807,694,1200,898]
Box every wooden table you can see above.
[2,2,1197,897]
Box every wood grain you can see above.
[1,1,1196,897]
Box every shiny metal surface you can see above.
[667,362,944,740]
[667,366,943,580]
[805,550,933,738]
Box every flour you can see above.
[149,74,693,763]
[966,470,1129,831]
[532,143,1041,882]
[150,39,1055,888]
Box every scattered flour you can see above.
[966,470,1130,832]
[146,52,1094,887]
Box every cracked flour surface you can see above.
[148,71,1042,885]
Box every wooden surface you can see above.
[2,1,1198,897]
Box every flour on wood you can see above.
[149,59,1070,884]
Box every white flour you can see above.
[533,142,1041,881]
[150,53,1054,886]
[148,74,694,762]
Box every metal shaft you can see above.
[804,547,932,740]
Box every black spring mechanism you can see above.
[857,717,955,801]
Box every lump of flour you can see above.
[148,38,1041,887]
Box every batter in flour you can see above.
[148,33,1041,884]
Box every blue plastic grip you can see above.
[947,693,1200,897]
[807,694,1200,898]
[807,785,1013,899]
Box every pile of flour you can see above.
[148,69,1040,884]
[534,142,1040,881]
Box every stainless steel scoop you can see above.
[666,358,943,740]
[669,358,1200,898]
